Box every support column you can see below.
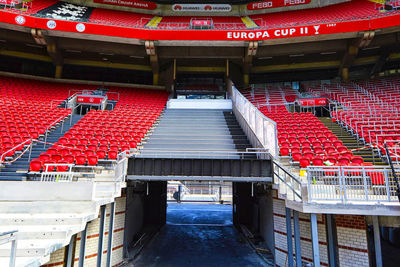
[106,202,115,267]
[65,235,75,267]
[55,65,63,79]
[341,67,349,81]
[285,208,294,267]
[310,214,320,267]
[293,211,302,267]
[372,216,383,267]
[78,224,88,267]
[326,214,338,267]
[97,205,106,267]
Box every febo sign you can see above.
[247,0,311,10]
[93,0,157,10]
[77,95,105,104]
[298,98,328,106]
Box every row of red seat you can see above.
[0,76,73,159]
[242,85,364,168]
[31,88,169,171]
[305,77,400,160]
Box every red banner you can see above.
[93,0,156,10]
[247,0,311,10]
[1,11,400,41]
[77,96,105,104]
[298,98,328,106]
[191,20,212,26]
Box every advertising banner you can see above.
[298,98,328,106]
[93,0,157,10]
[247,0,311,10]
[172,4,232,12]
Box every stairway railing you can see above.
[0,230,17,267]
[231,85,279,158]
[43,115,68,149]
[0,138,34,167]
[272,160,303,202]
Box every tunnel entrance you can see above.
[123,180,275,266]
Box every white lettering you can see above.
[262,31,270,38]
[290,28,296,35]
[233,32,240,39]
[248,32,255,39]
[227,32,232,39]
[241,32,247,39]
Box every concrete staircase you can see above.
[0,169,126,266]
[0,115,83,181]
[319,117,387,166]
[139,109,253,159]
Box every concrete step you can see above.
[0,213,92,226]
[0,225,81,240]
[0,238,65,257]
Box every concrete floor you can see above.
[128,203,271,267]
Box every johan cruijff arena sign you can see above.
[94,0,157,10]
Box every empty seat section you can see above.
[37,87,168,166]
[0,75,72,161]
[242,84,360,167]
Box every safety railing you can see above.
[50,99,67,109]
[231,85,278,158]
[273,160,303,202]
[306,166,398,203]
[0,230,17,267]
[135,149,271,159]
[114,157,128,183]
[40,163,75,182]
[36,151,129,183]
[0,138,34,166]
[43,115,67,149]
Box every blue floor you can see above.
[130,203,271,267]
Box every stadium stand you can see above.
[30,87,168,172]
[250,0,399,28]
[0,75,168,178]
[305,77,400,164]
[89,7,152,28]
[242,85,365,168]
[3,0,395,31]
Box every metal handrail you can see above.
[43,115,67,149]
[272,160,303,200]
[69,104,83,125]
[0,230,17,267]
[50,99,68,109]
[0,138,33,166]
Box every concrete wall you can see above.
[123,181,167,259]
[272,190,370,267]
[41,195,127,267]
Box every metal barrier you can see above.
[114,157,128,183]
[231,85,278,158]
[40,164,75,182]
[306,166,398,202]
[273,161,303,202]
[0,230,17,267]
[43,115,67,149]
